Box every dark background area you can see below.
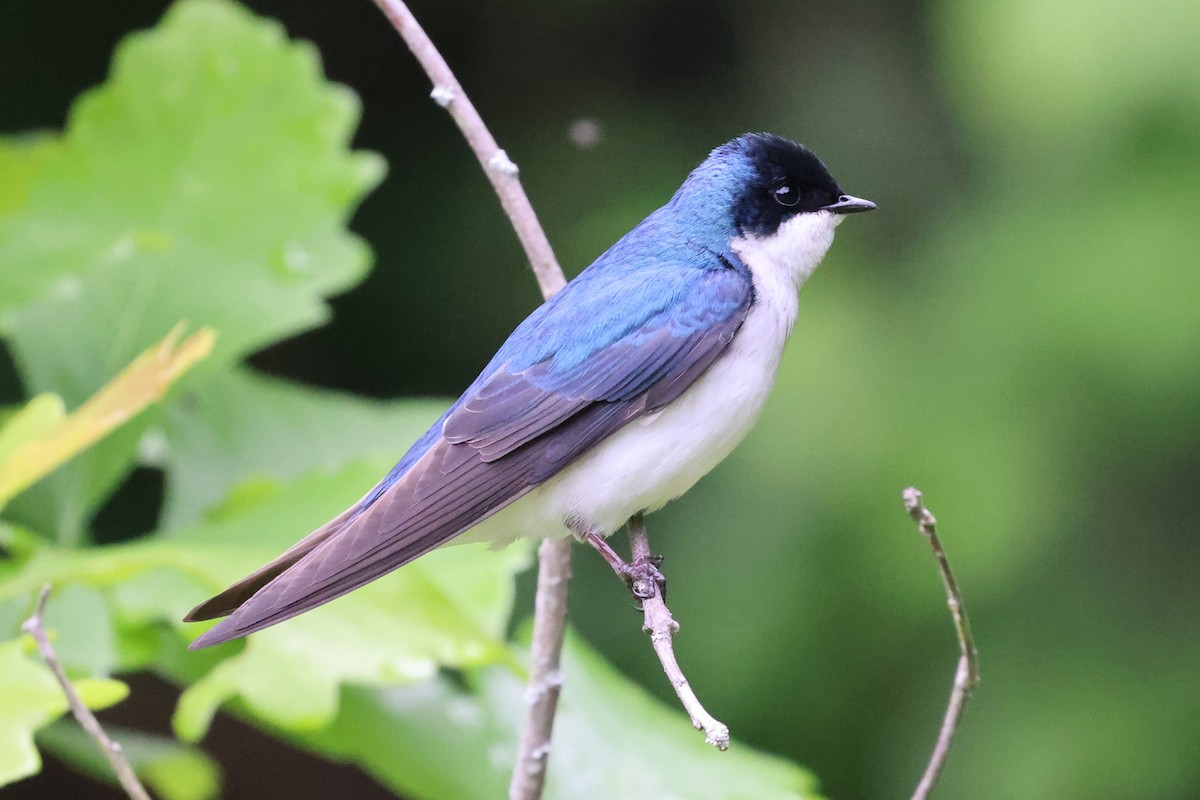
[4,0,1199,798]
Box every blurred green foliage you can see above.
[2,0,1198,798]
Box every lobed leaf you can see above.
[0,0,384,539]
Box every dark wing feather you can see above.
[443,264,750,460]
[188,258,752,648]
[183,504,360,622]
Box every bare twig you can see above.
[902,487,980,800]
[370,0,565,298]
[22,584,152,800]
[627,514,731,750]
[509,539,572,799]
[366,4,573,798]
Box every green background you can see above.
[2,0,1198,798]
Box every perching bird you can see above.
[186,132,874,648]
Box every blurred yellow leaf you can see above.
[0,325,215,509]
[0,395,65,468]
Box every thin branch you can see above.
[507,534,574,800]
[370,0,565,299]
[22,584,152,800]
[366,4,573,798]
[627,514,730,750]
[902,488,980,800]
[509,539,572,799]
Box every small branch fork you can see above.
[22,584,152,800]
[903,488,980,800]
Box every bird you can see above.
[186,132,875,648]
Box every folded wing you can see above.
[188,255,752,647]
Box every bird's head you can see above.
[723,133,874,232]
[670,133,875,281]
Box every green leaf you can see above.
[0,0,383,368]
[37,721,221,800]
[0,638,128,787]
[0,0,384,539]
[0,136,58,217]
[159,367,445,527]
[298,634,823,800]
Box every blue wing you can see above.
[188,250,753,646]
[443,251,752,460]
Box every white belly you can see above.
[532,288,793,534]
[457,210,841,545]
[457,317,787,546]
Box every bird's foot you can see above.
[621,554,666,604]
[581,531,667,607]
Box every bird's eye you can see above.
[772,184,801,207]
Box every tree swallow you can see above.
[186,132,875,648]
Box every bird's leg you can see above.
[580,530,667,603]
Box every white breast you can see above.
[461,211,845,546]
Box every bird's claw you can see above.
[622,554,666,606]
